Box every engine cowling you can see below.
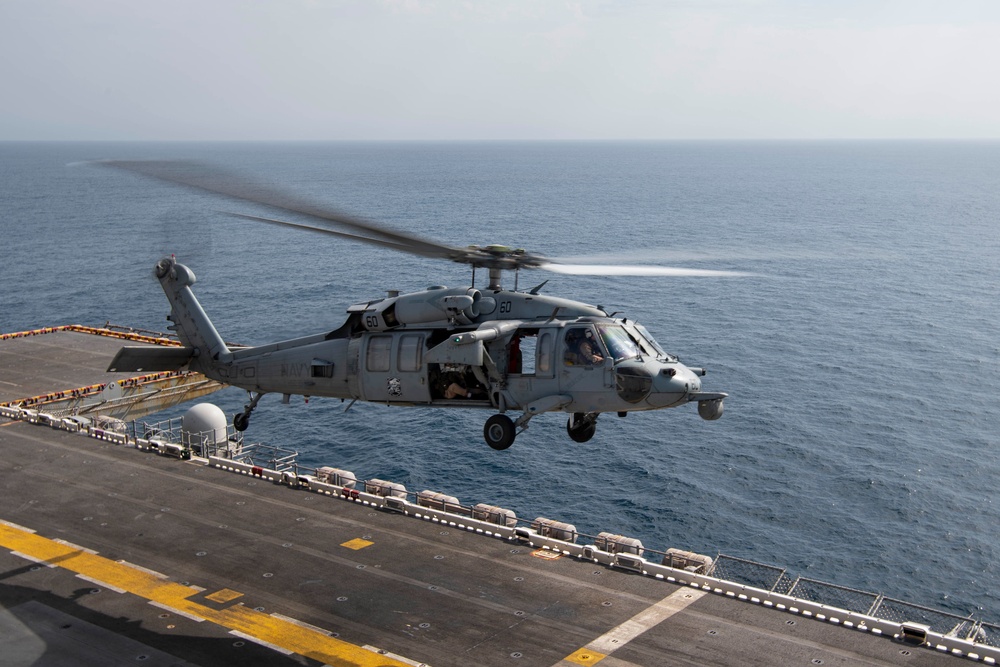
[360,287,483,330]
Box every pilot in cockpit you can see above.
[564,328,604,366]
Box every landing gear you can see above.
[233,392,265,432]
[484,414,516,450]
[566,412,598,443]
[483,396,574,450]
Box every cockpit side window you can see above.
[563,327,605,366]
[537,332,553,373]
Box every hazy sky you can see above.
[2,0,998,140]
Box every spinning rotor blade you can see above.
[224,212,430,257]
[539,263,750,277]
[99,160,470,263]
[99,160,750,278]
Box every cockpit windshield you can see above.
[630,323,677,361]
[596,325,641,363]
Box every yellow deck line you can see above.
[0,521,416,667]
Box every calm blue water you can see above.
[2,140,999,621]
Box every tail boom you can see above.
[154,257,232,365]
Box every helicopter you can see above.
[103,161,741,450]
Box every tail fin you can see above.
[154,257,232,364]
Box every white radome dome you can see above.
[182,403,228,449]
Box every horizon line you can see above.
[3,137,999,144]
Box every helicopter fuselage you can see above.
[110,258,726,449]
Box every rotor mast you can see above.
[487,267,503,291]
[476,245,529,292]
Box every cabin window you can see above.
[366,336,392,372]
[397,334,423,372]
[510,328,553,376]
[537,332,553,373]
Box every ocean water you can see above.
[2,140,999,622]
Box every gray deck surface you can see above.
[0,329,962,666]
[0,330,146,403]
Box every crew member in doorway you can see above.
[439,365,486,399]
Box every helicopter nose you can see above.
[646,365,700,408]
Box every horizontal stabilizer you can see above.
[108,346,196,373]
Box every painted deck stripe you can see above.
[0,521,418,667]
[148,600,206,623]
[76,573,128,594]
[271,612,334,636]
[0,519,36,533]
[558,587,707,666]
[9,551,55,566]
[116,559,169,579]
[230,629,295,655]
[362,644,431,666]
[52,538,98,554]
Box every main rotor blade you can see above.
[223,212,430,257]
[98,160,467,262]
[98,160,752,278]
[539,263,751,277]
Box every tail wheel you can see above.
[484,414,516,450]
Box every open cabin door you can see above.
[422,327,503,405]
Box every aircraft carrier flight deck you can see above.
[1,326,996,666]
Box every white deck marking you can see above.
[557,587,707,666]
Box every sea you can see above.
[2,140,999,624]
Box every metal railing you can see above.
[126,413,1000,642]
[135,416,243,458]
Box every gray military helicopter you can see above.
[104,161,739,450]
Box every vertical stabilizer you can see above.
[154,257,232,363]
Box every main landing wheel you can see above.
[233,391,264,432]
[233,413,250,432]
[484,414,516,450]
[566,413,597,443]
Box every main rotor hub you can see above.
[468,245,532,291]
